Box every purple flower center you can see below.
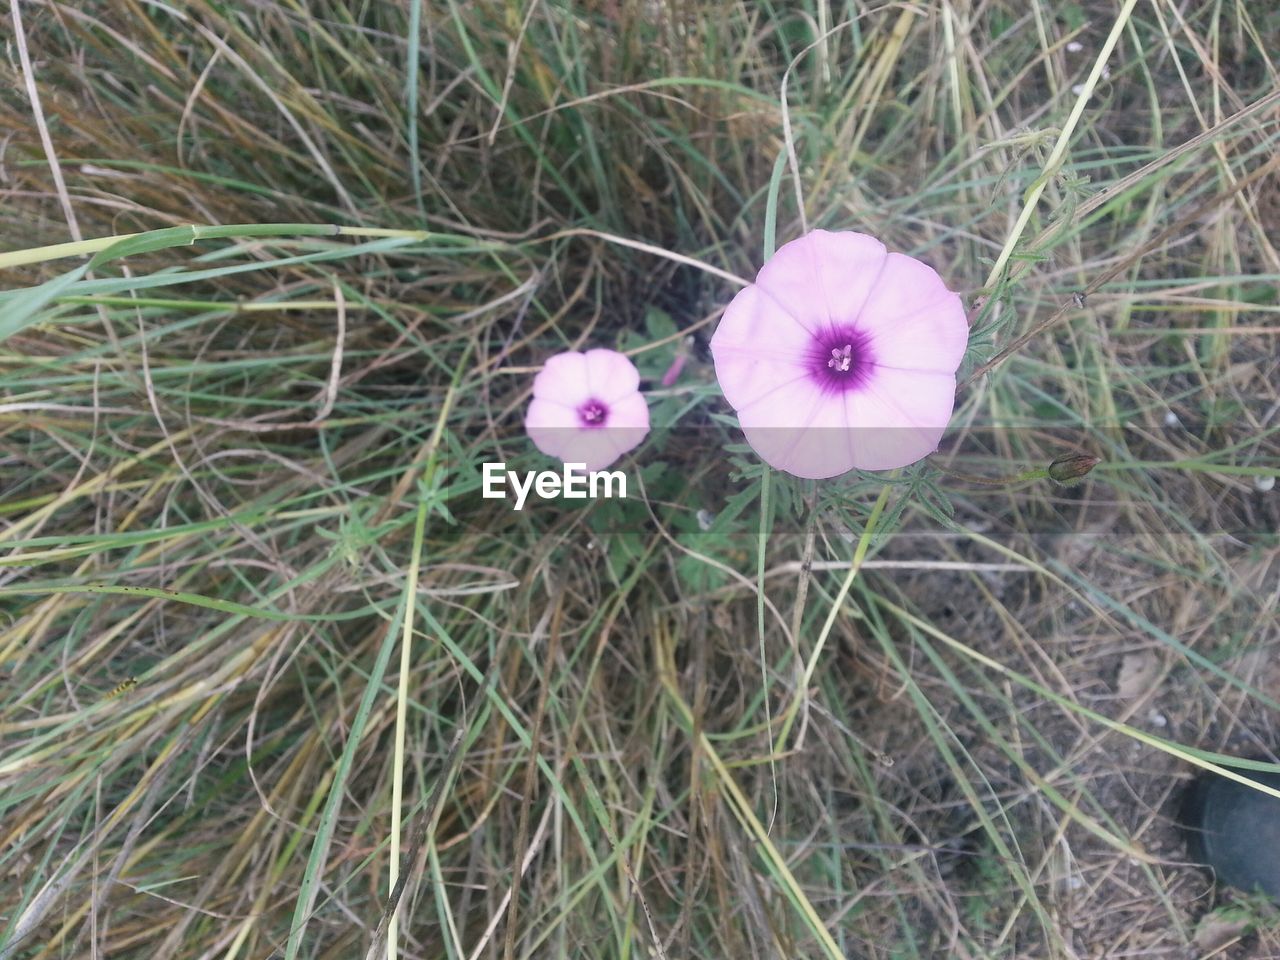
[807,325,875,394]
[578,398,608,427]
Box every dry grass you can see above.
[2,1,1278,958]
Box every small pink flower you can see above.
[711,230,969,479]
[525,348,650,471]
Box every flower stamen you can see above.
[828,344,853,373]
[578,399,607,426]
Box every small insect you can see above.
[1071,291,1088,309]
[104,677,138,700]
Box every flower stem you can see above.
[755,470,777,825]
[930,460,1050,487]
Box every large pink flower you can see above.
[710,230,969,479]
[525,348,650,471]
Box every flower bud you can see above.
[1048,453,1101,485]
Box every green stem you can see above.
[931,462,1051,486]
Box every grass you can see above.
[1,0,1279,958]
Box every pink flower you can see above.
[710,230,969,479]
[525,348,650,471]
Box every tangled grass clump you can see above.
[2,1,1279,958]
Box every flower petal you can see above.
[531,352,593,408]
[567,430,632,472]
[526,414,626,472]
[598,392,650,467]
[605,390,651,432]
[582,348,642,404]
[734,366,956,477]
[755,230,888,334]
[843,366,956,470]
[737,376,858,479]
[525,397,582,461]
[855,252,968,374]
[710,284,814,411]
